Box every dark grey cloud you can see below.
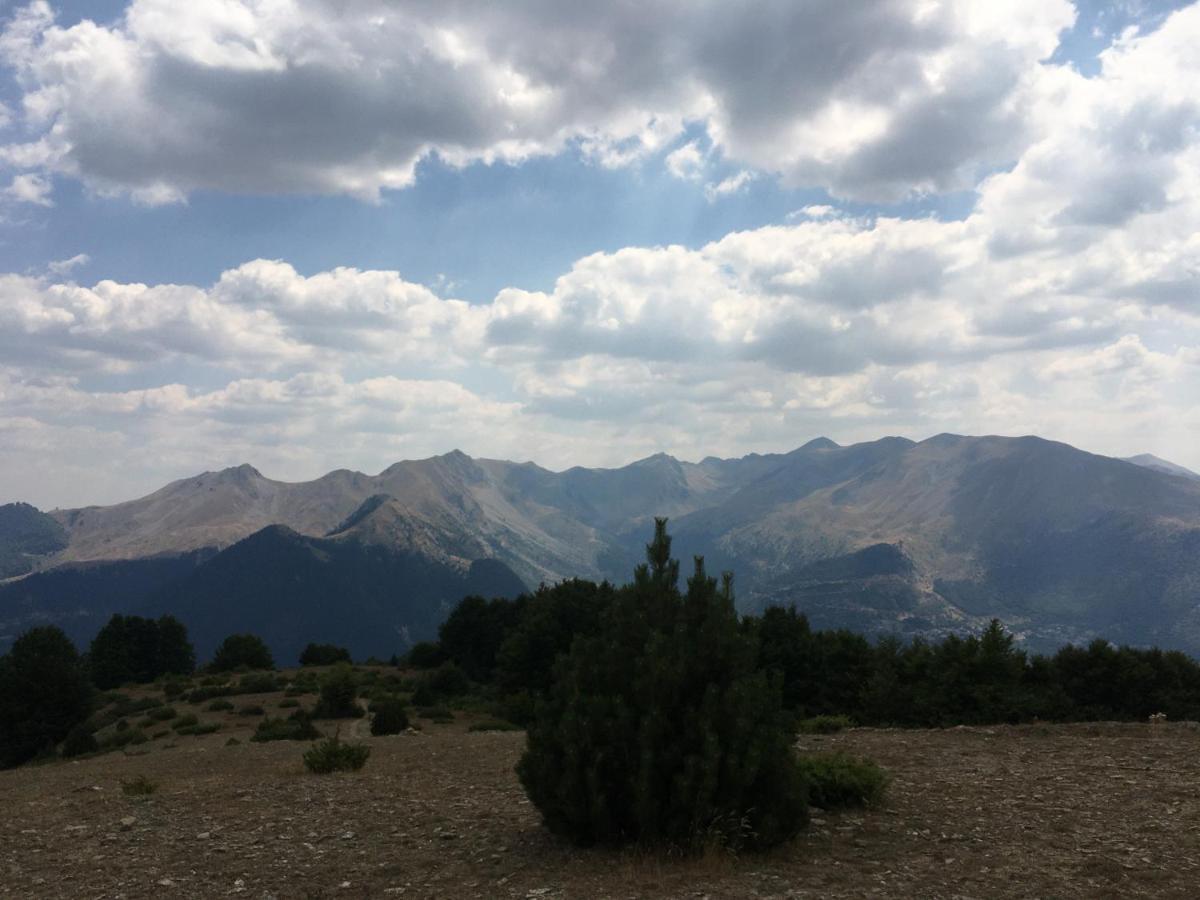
[0,0,1073,202]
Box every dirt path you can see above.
[347,699,370,740]
[2,721,1199,898]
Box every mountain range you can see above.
[3,434,1200,663]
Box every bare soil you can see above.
[3,698,1200,899]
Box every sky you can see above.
[1,0,1199,508]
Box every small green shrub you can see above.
[303,732,370,774]
[121,775,157,796]
[207,699,235,712]
[172,713,199,730]
[115,718,129,732]
[112,697,159,716]
[237,704,265,716]
[186,686,233,704]
[162,681,188,699]
[236,673,282,695]
[152,730,169,740]
[175,722,219,736]
[100,728,149,750]
[251,711,320,743]
[312,664,362,719]
[795,752,889,810]
[62,726,99,758]
[225,737,240,746]
[278,699,300,709]
[369,699,409,736]
[145,706,178,722]
[798,715,853,735]
[468,718,522,733]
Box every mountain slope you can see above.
[136,521,527,665]
[10,434,1200,657]
[1124,453,1200,482]
[0,502,68,578]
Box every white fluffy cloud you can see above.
[4,2,1200,506]
[0,0,1074,202]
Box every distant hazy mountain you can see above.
[4,434,1200,659]
[1124,453,1200,482]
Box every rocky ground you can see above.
[2,705,1199,899]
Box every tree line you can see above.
[5,531,1200,770]
[418,580,1200,728]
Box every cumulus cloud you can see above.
[0,0,1075,202]
[4,171,52,205]
[6,1,1200,505]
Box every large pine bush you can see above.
[517,519,808,852]
[0,626,93,767]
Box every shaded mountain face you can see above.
[135,524,527,665]
[0,502,68,578]
[6,434,1200,658]
[0,553,211,653]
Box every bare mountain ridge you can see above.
[1124,453,1200,482]
[6,434,1200,656]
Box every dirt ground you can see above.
[2,706,1199,899]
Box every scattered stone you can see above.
[118,817,136,832]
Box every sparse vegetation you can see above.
[207,699,235,712]
[251,710,320,743]
[171,713,199,730]
[100,728,148,750]
[237,704,265,716]
[121,775,158,796]
[303,732,370,774]
[144,706,178,722]
[795,752,889,810]
[175,721,220,736]
[798,714,853,735]
[468,718,521,733]
[369,698,409,736]
[236,672,283,694]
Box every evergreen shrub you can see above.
[517,520,809,853]
[369,698,409,736]
[795,752,889,810]
[303,732,370,773]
